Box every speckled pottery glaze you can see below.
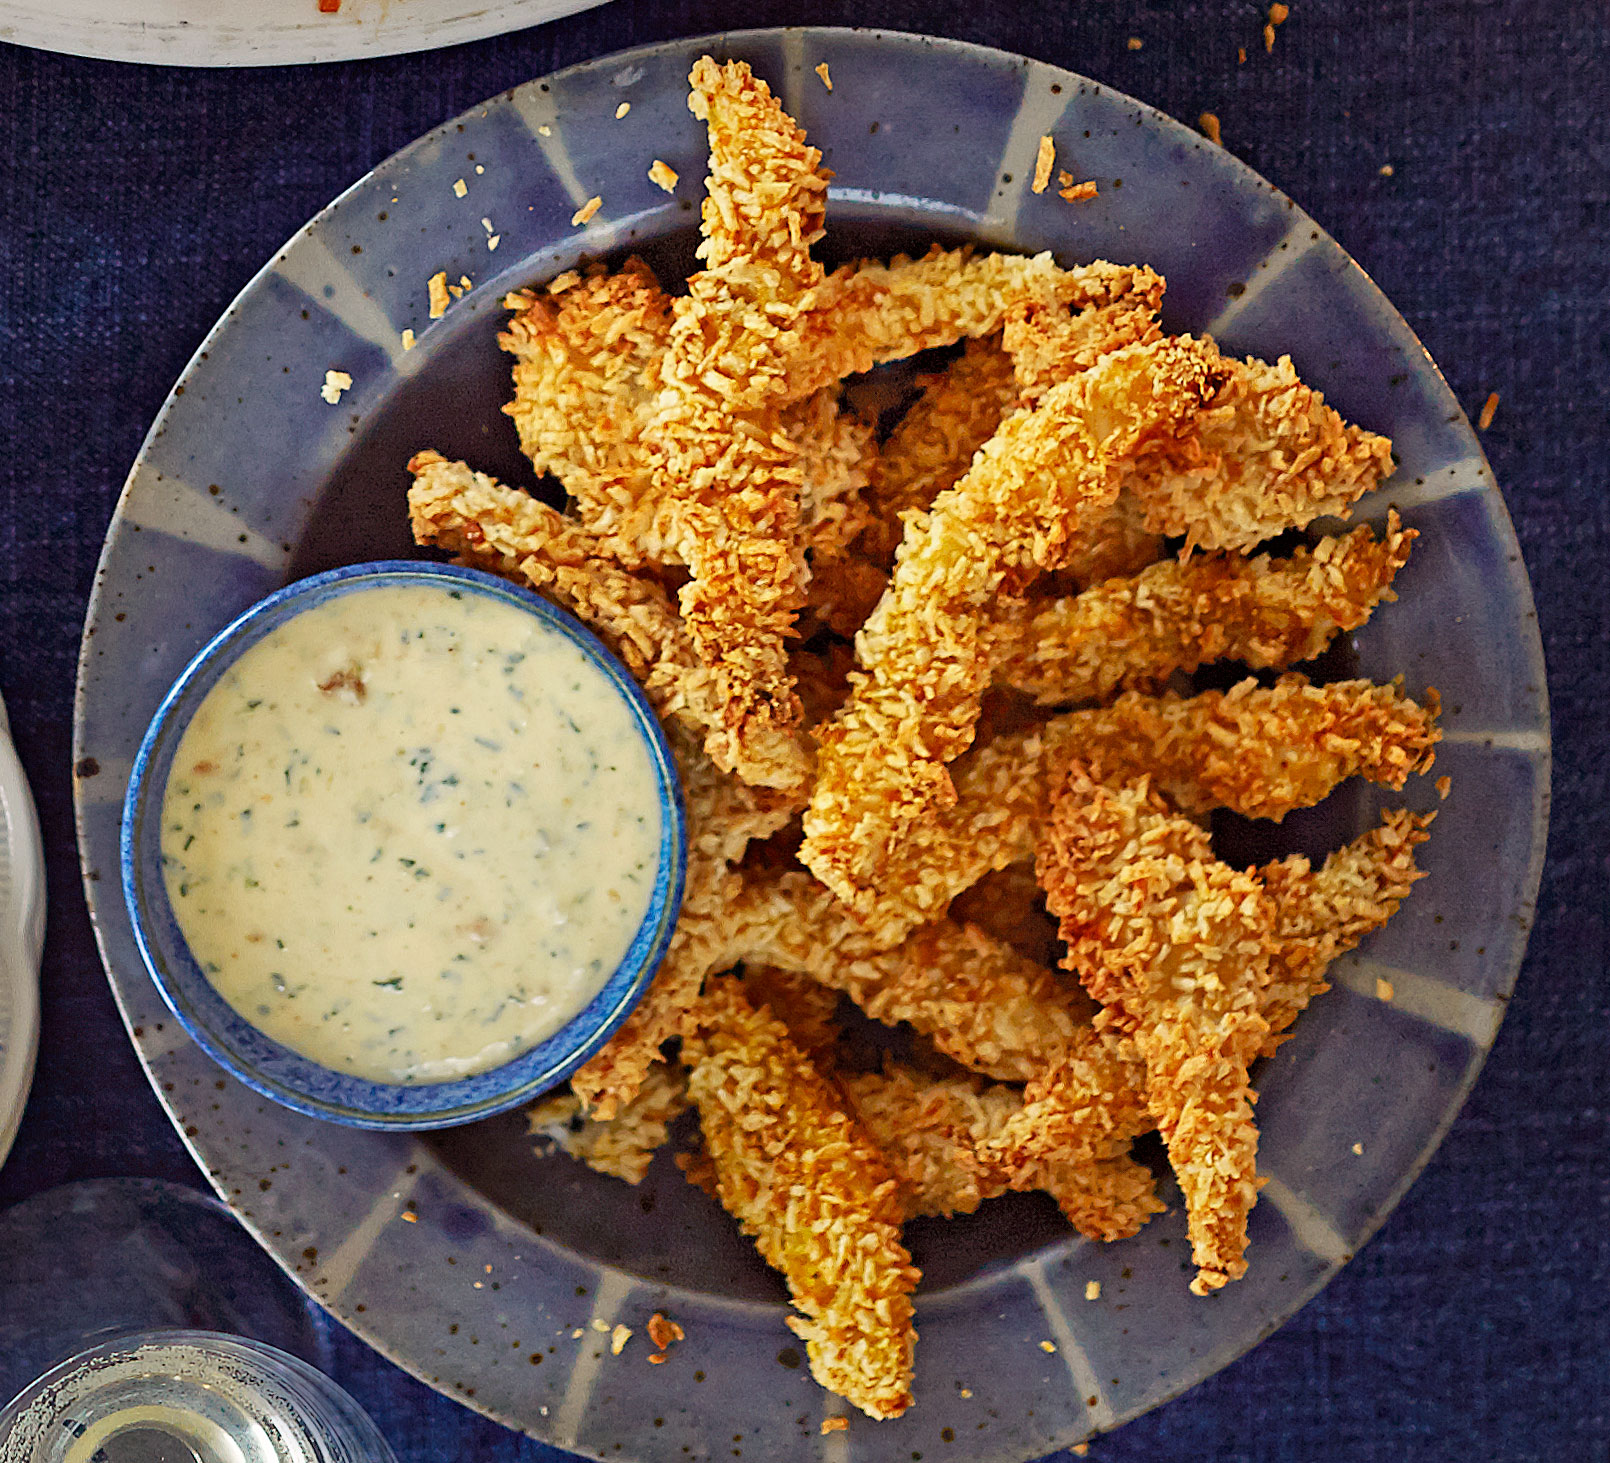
[120,561,686,1130]
[74,29,1549,1461]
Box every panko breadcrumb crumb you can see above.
[571,195,603,226]
[1032,135,1056,194]
[319,369,352,404]
[648,159,679,192]
[1199,112,1222,145]
[1479,391,1500,429]
[427,271,449,318]
[816,62,833,90]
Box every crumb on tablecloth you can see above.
[1199,112,1223,145]
[1478,392,1500,429]
[1437,775,1452,800]
[1127,36,1143,49]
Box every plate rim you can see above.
[71,24,1553,1456]
[0,693,45,1177]
[0,0,603,69]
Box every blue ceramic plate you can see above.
[120,562,686,1130]
[73,28,1549,1461]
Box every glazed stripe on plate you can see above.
[1258,1176,1352,1265]
[1438,726,1549,754]
[275,234,421,375]
[509,86,607,213]
[116,475,290,572]
[1199,222,1325,338]
[553,1267,640,1451]
[985,67,1080,235]
[1330,957,1504,1046]
[313,1154,425,1302]
[1022,1254,1115,1432]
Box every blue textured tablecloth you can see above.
[1,2,1606,1458]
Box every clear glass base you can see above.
[0,1332,397,1463]
[0,1178,324,1403]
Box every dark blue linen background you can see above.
[1,2,1605,1458]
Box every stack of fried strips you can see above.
[406,56,1442,1420]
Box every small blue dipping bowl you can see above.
[121,561,687,1129]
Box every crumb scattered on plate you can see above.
[821,1417,848,1435]
[1376,977,1395,1002]
[611,1323,633,1355]
[571,195,603,227]
[1040,1340,1058,1354]
[816,62,833,90]
[453,178,467,198]
[616,101,631,119]
[1061,180,1099,202]
[427,271,449,319]
[1032,135,1056,194]
[319,369,352,404]
[648,159,679,193]
[1085,1280,1101,1301]
[401,328,415,352]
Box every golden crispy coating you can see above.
[1002,270,1166,402]
[500,259,671,560]
[1080,674,1441,820]
[1037,764,1279,1294]
[727,871,1090,1082]
[688,58,826,283]
[843,1064,1163,1242]
[842,675,1440,948]
[988,514,1416,705]
[406,452,806,787]
[684,978,918,1419]
[858,336,1019,566]
[802,337,1231,918]
[786,251,1163,410]
[1042,488,1165,591]
[528,1061,688,1185]
[794,389,877,558]
[505,264,870,572]
[855,277,1168,574]
[1257,807,1434,1047]
[1128,350,1396,552]
[570,732,797,1118]
[644,59,834,794]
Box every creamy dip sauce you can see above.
[159,582,664,1085]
